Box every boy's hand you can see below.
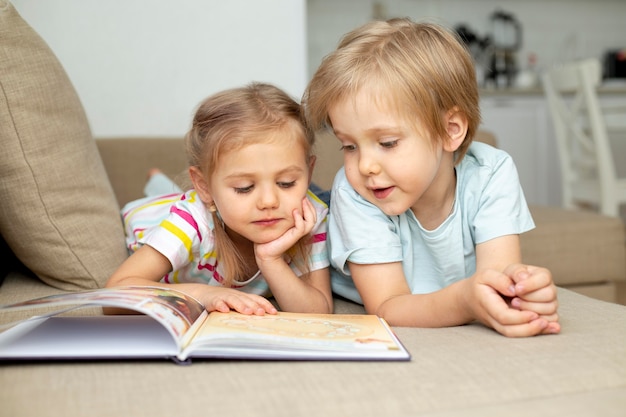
[505,264,560,335]
[466,270,546,337]
[466,268,559,337]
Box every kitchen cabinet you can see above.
[480,88,626,208]
[479,94,559,207]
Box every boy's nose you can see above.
[358,152,380,176]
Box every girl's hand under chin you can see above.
[254,197,317,264]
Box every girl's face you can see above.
[328,89,447,217]
[208,137,312,245]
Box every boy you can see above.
[303,19,559,337]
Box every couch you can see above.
[1,2,626,416]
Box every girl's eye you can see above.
[278,181,296,189]
[340,144,356,152]
[234,185,253,194]
[380,140,398,149]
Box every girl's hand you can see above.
[254,197,317,264]
[197,287,277,315]
[252,198,332,314]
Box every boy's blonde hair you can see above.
[303,18,480,162]
[185,82,315,286]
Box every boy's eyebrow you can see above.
[334,125,401,138]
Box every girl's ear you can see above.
[444,107,468,152]
[189,166,213,204]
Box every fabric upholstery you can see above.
[1,279,625,417]
[97,137,189,207]
[521,205,626,286]
[0,2,128,290]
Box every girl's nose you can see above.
[257,186,279,209]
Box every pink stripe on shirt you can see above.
[170,206,203,242]
[311,232,326,243]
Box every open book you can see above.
[0,286,410,364]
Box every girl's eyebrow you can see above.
[223,165,305,180]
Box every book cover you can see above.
[0,287,410,364]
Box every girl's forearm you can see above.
[261,260,332,313]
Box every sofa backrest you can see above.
[96,137,188,207]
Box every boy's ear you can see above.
[444,107,468,152]
[188,166,213,204]
[307,155,317,183]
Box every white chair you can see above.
[541,58,626,218]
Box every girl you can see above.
[106,82,332,315]
[303,19,559,337]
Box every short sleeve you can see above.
[328,169,403,275]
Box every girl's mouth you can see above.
[253,218,281,226]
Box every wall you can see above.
[12,0,307,137]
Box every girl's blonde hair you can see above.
[303,18,480,163]
[185,82,315,286]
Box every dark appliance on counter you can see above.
[484,10,522,88]
[603,49,626,79]
[454,24,491,87]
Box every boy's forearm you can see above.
[373,281,474,328]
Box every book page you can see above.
[0,287,205,343]
[184,311,410,360]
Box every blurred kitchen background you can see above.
[308,0,626,88]
[308,0,626,208]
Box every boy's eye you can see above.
[234,185,253,194]
[278,181,296,189]
[380,140,398,149]
[340,144,356,152]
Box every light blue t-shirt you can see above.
[328,141,535,303]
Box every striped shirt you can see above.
[121,189,329,296]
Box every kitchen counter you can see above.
[480,80,626,97]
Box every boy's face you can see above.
[207,138,312,245]
[328,90,448,217]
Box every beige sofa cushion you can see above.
[97,137,189,207]
[522,205,626,286]
[0,3,128,290]
[1,283,625,416]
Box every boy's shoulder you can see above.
[457,142,520,195]
[460,141,513,169]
